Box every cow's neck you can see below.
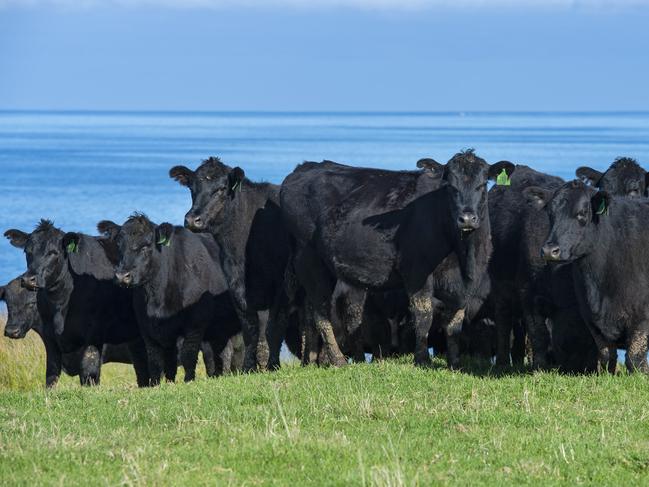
[572,211,629,330]
[210,183,271,264]
[454,209,492,286]
[142,253,175,319]
[45,263,74,335]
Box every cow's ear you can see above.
[97,220,121,241]
[169,165,194,187]
[228,167,245,195]
[416,158,444,178]
[0,285,5,301]
[644,172,649,195]
[591,191,611,221]
[488,161,515,183]
[4,229,29,249]
[62,232,81,254]
[155,223,174,248]
[522,186,553,210]
[576,166,603,186]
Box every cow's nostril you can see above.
[542,243,561,261]
[115,272,132,285]
[185,215,203,229]
[458,213,479,228]
[21,275,38,289]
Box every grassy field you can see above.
[1,320,649,486]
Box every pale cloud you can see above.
[1,0,648,10]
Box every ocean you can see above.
[1,110,649,288]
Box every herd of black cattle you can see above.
[2,149,648,387]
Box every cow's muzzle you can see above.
[457,212,480,232]
[185,214,204,231]
[4,325,26,339]
[541,243,562,261]
[114,271,133,287]
[21,274,39,290]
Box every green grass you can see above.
[2,320,649,486]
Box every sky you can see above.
[1,1,649,111]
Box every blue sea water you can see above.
[1,110,649,290]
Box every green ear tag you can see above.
[66,241,78,253]
[157,236,171,247]
[596,199,608,216]
[496,169,511,186]
[231,180,241,192]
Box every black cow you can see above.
[526,180,649,373]
[487,164,602,371]
[280,150,513,367]
[1,275,150,382]
[3,221,148,386]
[577,157,648,197]
[169,157,290,371]
[98,214,241,384]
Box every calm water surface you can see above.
[1,111,648,288]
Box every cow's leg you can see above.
[521,291,551,370]
[267,293,290,371]
[145,341,165,386]
[511,319,526,367]
[409,286,434,367]
[626,329,649,374]
[205,337,229,377]
[494,296,513,367]
[445,308,465,370]
[43,337,62,388]
[331,281,367,338]
[300,304,320,366]
[331,281,367,363]
[201,341,217,377]
[229,334,245,373]
[180,328,203,382]
[79,345,101,386]
[162,346,177,382]
[313,309,348,367]
[229,289,261,372]
[217,339,232,375]
[238,310,261,372]
[588,329,617,374]
[256,310,270,371]
[127,340,150,388]
[606,346,617,374]
[524,313,550,370]
[388,318,400,356]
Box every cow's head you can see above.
[98,214,173,288]
[169,157,245,232]
[4,220,74,291]
[1,276,40,339]
[523,180,610,262]
[417,149,514,233]
[576,157,648,198]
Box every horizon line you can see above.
[2,109,649,116]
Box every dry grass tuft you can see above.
[0,315,47,391]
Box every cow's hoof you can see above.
[331,356,348,367]
[414,355,432,368]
